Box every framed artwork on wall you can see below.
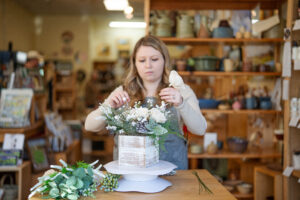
[0,89,33,128]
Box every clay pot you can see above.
[207,141,218,154]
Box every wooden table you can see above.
[31,170,236,200]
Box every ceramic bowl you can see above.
[236,183,252,194]
[227,137,248,153]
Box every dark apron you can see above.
[113,97,188,170]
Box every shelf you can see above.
[0,120,44,142]
[159,37,284,45]
[178,71,282,77]
[149,0,284,10]
[0,161,30,172]
[0,161,31,200]
[55,87,74,92]
[188,149,281,159]
[201,109,281,114]
[232,192,254,199]
[292,170,300,178]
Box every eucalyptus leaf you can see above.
[66,176,76,186]
[75,179,84,189]
[152,125,168,135]
[48,181,57,188]
[49,188,59,197]
[87,167,93,176]
[73,168,85,178]
[67,194,78,200]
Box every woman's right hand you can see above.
[107,90,130,108]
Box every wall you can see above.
[0,0,34,51]
[89,15,145,61]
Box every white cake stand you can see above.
[104,160,177,193]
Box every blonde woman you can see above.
[85,35,206,169]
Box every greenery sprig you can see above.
[192,171,213,195]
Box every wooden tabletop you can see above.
[31,170,236,200]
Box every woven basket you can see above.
[0,175,18,200]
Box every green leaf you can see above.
[48,181,57,188]
[73,168,85,178]
[87,167,93,176]
[75,179,84,189]
[41,196,51,199]
[67,194,78,200]
[152,125,168,135]
[66,176,76,186]
[49,188,59,198]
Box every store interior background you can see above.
[1,0,300,199]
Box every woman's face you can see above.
[135,45,165,83]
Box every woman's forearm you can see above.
[176,86,207,135]
[84,108,106,132]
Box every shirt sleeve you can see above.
[84,86,123,132]
[175,84,207,135]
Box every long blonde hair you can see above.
[123,35,171,106]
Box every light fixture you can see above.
[109,21,146,28]
[103,0,128,11]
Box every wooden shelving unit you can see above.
[52,140,81,165]
[145,1,285,199]
[52,71,76,119]
[283,0,300,199]
[254,166,283,200]
[178,71,282,77]
[0,161,31,200]
[292,170,300,178]
[160,37,284,45]
[233,192,254,199]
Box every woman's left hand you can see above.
[159,87,183,107]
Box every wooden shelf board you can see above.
[292,170,300,178]
[201,109,281,114]
[232,192,254,199]
[188,149,281,159]
[255,166,282,177]
[160,37,284,45]
[0,161,30,172]
[150,0,284,10]
[55,87,74,92]
[178,71,282,77]
[0,119,44,135]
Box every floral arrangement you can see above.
[29,160,120,200]
[99,100,182,150]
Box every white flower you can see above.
[107,125,117,131]
[98,104,112,115]
[129,107,149,120]
[169,70,185,89]
[150,108,167,123]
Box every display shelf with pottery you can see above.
[104,160,177,193]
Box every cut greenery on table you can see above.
[29,160,120,200]
[192,171,213,194]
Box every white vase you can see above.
[118,135,159,168]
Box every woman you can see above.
[85,35,206,169]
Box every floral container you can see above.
[118,135,159,168]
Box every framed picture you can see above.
[0,89,33,128]
[27,137,49,172]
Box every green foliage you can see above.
[36,161,101,200]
